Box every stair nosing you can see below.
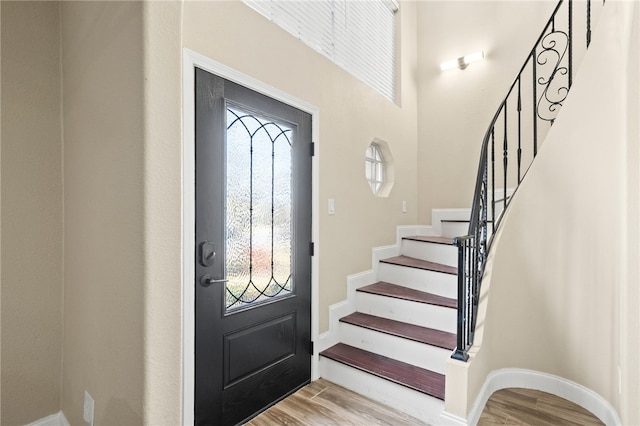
[358,281,456,309]
[340,312,456,350]
[320,343,445,400]
[402,236,455,246]
[379,255,457,275]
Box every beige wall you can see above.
[141,0,419,421]
[0,3,3,423]
[181,1,420,333]
[416,1,557,223]
[446,2,640,423]
[141,2,183,424]
[622,3,640,423]
[0,2,63,424]
[60,2,144,425]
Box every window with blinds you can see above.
[243,0,398,101]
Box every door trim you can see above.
[182,48,320,426]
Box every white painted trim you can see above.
[26,412,70,426]
[396,225,436,240]
[182,48,321,426]
[319,220,459,353]
[441,368,622,426]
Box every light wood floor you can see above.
[479,388,604,425]
[246,379,604,425]
[245,379,429,425]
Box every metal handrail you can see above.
[452,0,603,361]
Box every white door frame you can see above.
[182,48,321,426]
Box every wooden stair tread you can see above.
[320,343,445,400]
[403,236,455,245]
[441,219,494,223]
[358,282,456,309]
[380,255,457,275]
[341,312,456,350]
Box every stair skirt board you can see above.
[401,238,457,267]
[339,322,452,374]
[443,368,622,426]
[377,263,457,299]
[320,356,445,424]
[355,291,456,333]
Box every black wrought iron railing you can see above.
[452,0,604,361]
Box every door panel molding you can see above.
[182,48,320,426]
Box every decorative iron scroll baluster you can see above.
[587,0,592,47]
[569,0,574,88]
[517,78,522,183]
[503,102,508,214]
[491,128,496,234]
[532,49,538,157]
[536,24,569,124]
[451,0,605,361]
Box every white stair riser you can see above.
[440,222,469,238]
[401,240,458,267]
[377,264,457,299]
[319,357,445,424]
[356,292,456,333]
[442,225,496,242]
[338,323,452,374]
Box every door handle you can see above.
[200,274,228,287]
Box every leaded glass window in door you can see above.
[225,105,293,311]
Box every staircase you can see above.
[319,0,605,420]
[319,226,462,422]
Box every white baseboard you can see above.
[442,368,622,426]
[26,412,70,426]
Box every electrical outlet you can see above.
[83,391,94,426]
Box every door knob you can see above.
[200,274,228,287]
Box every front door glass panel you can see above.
[225,105,293,311]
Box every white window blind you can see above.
[243,0,398,101]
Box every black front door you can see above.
[194,68,312,425]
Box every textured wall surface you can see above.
[0,2,63,424]
[447,3,640,423]
[60,2,145,425]
[416,1,559,222]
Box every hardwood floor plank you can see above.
[536,399,605,425]
[478,388,604,426]
[320,343,445,399]
[340,312,456,350]
[380,255,457,275]
[358,282,457,308]
[493,388,539,410]
[294,379,328,399]
[248,379,430,425]
[275,393,354,426]
[246,406,303,426]
[250,381,604,426]
[310,381,429,426]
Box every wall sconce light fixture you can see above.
[440,51,484,71]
